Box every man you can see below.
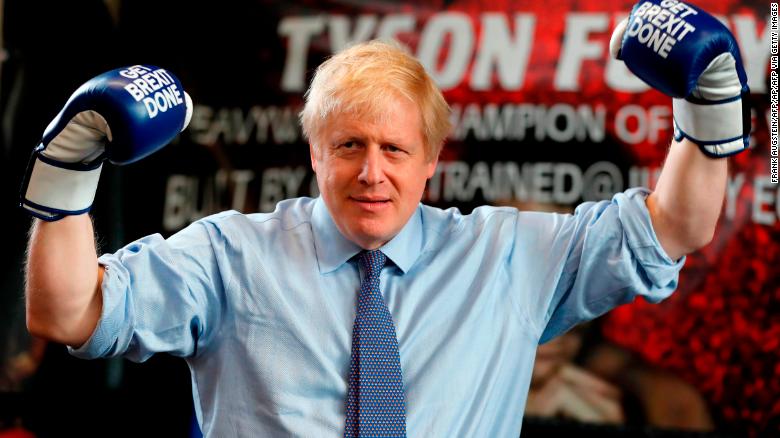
[23,1,749,436]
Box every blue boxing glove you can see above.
[610,0,750,157]
[20,65,192,220]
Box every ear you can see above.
[309,143,318,173]
[425,152,439,179]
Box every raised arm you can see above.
[611,0,751,260]
[26,216,104,347]
[21,65,191,347]
[646,139,727,261]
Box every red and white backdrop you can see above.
[2,0,775,435]
[123,0,774,433]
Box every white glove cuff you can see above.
[673,96,748,157]
[22,156,103,219]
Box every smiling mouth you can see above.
[351,195,390,202]
[350,196,391,209]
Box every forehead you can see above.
[322,97,424,143]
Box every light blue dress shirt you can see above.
[71,187,683,437]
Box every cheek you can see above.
[317,161,352,194]
[398,168,431,196]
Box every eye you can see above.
[385,144,406,154]
[341,141,357,149]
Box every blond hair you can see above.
[300,40,451,161]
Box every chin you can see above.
[348,223,396,249]
[355,230,394,249]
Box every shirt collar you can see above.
[311,197,423,275]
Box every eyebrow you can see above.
[330,135,363,145]
[329,127,415,148]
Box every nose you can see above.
[358,145,385,186]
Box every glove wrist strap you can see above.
[672,93,750,158]
[21,152,103,221]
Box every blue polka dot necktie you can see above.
[344,250,407,437]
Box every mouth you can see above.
[350,196,391,211]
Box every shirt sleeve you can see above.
[68,219,229,362]
[509,187,685,344]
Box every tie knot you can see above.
[359,250,386,278]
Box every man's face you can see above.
[310,96,438,250]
